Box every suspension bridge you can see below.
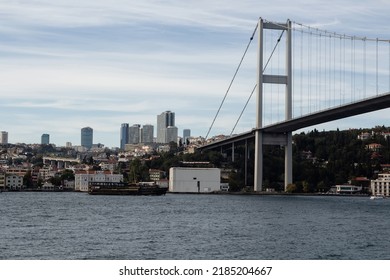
[199,18,390,191]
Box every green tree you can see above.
[286,183,297,193]
[23,170,34,188]
[61,169,75,181]
[302,181,310,193]
[228,171,242,192]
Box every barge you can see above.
[88,182,168,196]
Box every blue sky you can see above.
[1,0,390,147]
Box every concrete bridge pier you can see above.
[254,18,292,192]
[285,131,293,191]
[254,130,263,191]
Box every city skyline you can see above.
[1,1,390,147]
[0,112,189,147]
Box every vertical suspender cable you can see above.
[316,32,319,111]
[320,31,328,109]
[277,31,280,121]
[363,38,366,98]
[343,35,346,104]
[330,33,332,107]
[376,38,379,95]
[300,29,303,116]
[308,30,311,114]
[352,37,357,101]
[339,36,342,106]
[350,37,353,102]
[319,33,322,111]
[329,34,332,107]
[333,33,337,106]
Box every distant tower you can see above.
[142,124,154,143]
[157,111,177,143]
[41,134,50,145]
[129,124,141,144]
[81,127,93,149]
[166,126,178,143]
[183,129,191,145]
[0,131,8,145]
[120,123,129,150]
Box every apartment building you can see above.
[371,173,390,197]
[75,170,123,192]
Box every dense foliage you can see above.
[122,127,389,192]
[222,127,390,192]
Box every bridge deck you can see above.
[200,92,390,150]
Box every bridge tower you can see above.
[254,19,292,191]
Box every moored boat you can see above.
[370,194,385,200]
[88,181,167,196]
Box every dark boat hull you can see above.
[88,182,167,196]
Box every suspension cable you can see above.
[204,23,258,140]
[230,29,285,135]
[230,84,257,136]
[263,30,285,72]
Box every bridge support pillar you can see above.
[232,142,235,162]
[254,130,263,191]
[285,132,293,190]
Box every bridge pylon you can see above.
[254,18,293,192]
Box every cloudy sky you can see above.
[1,0,390,147]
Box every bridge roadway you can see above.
[200,92,390,150]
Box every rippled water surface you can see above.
[1,192,389,259]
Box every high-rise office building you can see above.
[183,129,191,144]
[41,134,50,145]
[0,131,8,145]
[120,123,129,150]
[129,124,141,144]
[157,111,177,143]
[142,124,154,143]
[166,126,178,143]
[81,127,93,149]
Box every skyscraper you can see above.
[157,111,177,143]
[166,126,178,143]
[81,127,93,149]
[142,124,154,143]
[41,134,50,145]
[0,131,8,145]
[120,123,129,150]
[129,124,141,144]
[183,129,191,145]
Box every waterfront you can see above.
[1,192,389,259]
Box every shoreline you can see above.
[168,191,371,197]
[1,189,373,197]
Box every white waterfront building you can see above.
[169,167,221,193]
[371,173,390,197]
[75,171,123,192]
[333,184,362,194]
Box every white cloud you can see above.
[1,0,390,146]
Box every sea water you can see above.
[1,192,389,259]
